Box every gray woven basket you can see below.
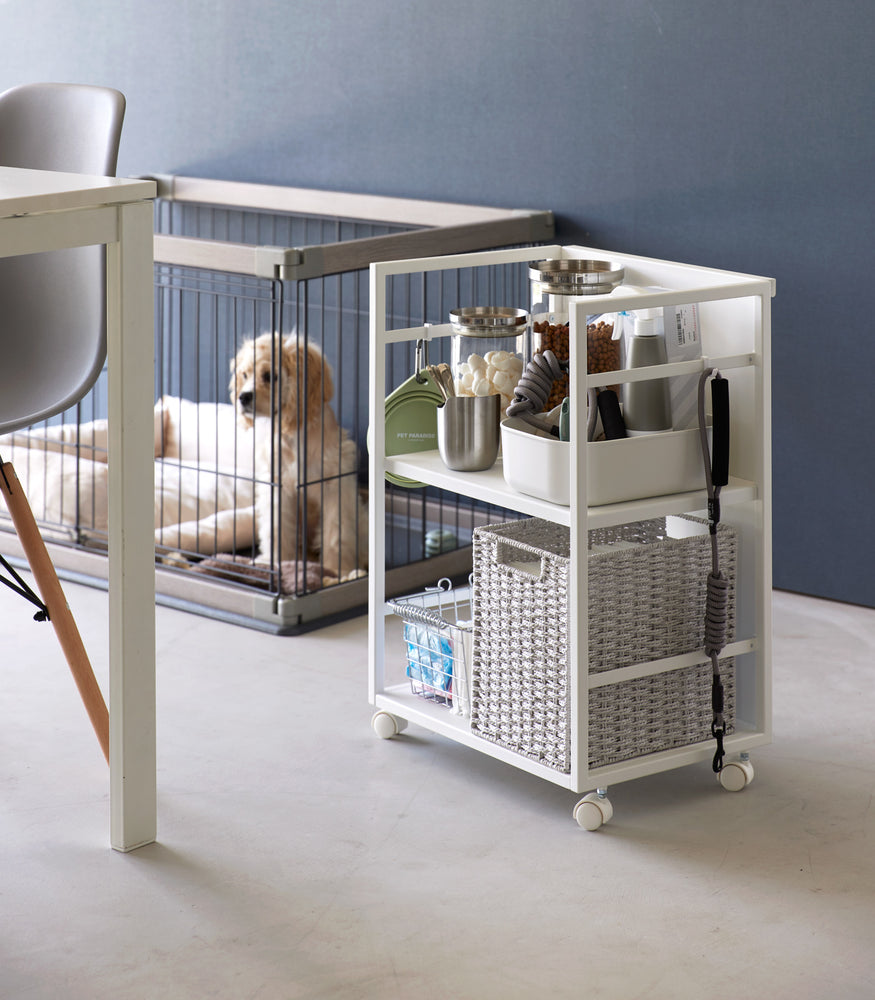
[471,516,736,773]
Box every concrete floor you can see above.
[1,576,873,999]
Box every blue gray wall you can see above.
[3,1,872,606]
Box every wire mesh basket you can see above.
[388,577,473,717]
[471,516,736,772]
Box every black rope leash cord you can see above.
[697,369,730,773]
[0,459,50,622]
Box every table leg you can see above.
[105,199,157,852]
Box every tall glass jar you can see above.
[529,259,625,410]
[449,307,527,416]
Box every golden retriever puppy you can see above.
[229,333,367,579]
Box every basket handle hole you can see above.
[495,540,546,580]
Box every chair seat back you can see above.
[0,83,126,435]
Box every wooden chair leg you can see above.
[1,462,109,764]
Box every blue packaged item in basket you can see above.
[403,622,454,691]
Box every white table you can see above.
[0,167,157,851]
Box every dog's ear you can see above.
[228,341,253,427]
[305,341,334,405]
[232,339,253,373]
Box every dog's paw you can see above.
[156,546,191,569]
[340,567,367,583]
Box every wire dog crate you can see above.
[0,177,552,632]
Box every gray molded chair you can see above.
[0,83,127,764]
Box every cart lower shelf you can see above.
[371,684,767,809]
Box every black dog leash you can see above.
[697,369,730,773]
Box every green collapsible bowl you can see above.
[369,370,444,488]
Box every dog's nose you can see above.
[238,390,253,409]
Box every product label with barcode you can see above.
[675,305,700,348]
[664,302,701,431]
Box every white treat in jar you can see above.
[458,349,523,400]
[489,350,512,368]
[492,369,516,395]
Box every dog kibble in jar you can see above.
[531,319,621,410]
[529,259,625,407]
[449,307,527,415]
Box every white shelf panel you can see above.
[377,686,769,795]
[384,450,756,528]
[374,685,576,790]
[385,452,571,523]
[585,729,771,788]
[582,479,757,529]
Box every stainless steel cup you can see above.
[437,394,501,471]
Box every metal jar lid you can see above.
[528,259,625,295]
[449,306,529,337]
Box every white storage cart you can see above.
[368,245,773,828]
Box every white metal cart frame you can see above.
[368,243,774,827]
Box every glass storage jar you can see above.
[448,307,527,415]
[529,259,625,410]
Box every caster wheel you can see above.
[718,758,754,792]
[573,791,613,831]
[371,711,407,740]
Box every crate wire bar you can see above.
[0,177,553,633]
